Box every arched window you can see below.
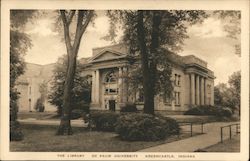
[105,71,117,83]
[104,71,118,94]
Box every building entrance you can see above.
[109,100,116,111]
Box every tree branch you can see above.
[80,10,94,35]
[67,10,76,25]
[73,10,94,53]
[60,10,72,52]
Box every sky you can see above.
[23,10,241,85]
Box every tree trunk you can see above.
[148,11,162,114]
[137,11,154,115]
[56,10,93,135]
[56,50,77,135]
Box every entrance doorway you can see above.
[109,100,116,111]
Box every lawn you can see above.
[10,124,194,152]
[18,111,58,120]
[18,111,240,123]
[200,135,240,152]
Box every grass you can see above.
[10,124,194,152]
[18,111,240,124]
[18,112,58,120]
[199,135,240,152]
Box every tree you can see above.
[10,10,36,141]
[106,10,207,114]
[56,10,94,135]
[214,71,241,115]
[48,55,91,115]
[214,83,228,106]
[228,71,241,115]
[213,11,241,56]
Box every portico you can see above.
[88,45,130,110]
[189,73,213,106]
[185,55,215,106]
[87,44,215,112]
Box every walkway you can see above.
[18,118,87,127]
[19,117,239,152]
[138,121,239,152]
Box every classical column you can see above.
[200,77,204,105]
[196,75,200,105]
[190,73,195,105]
[122,67,128,103]
[91,71,96,103]
[118,67,123,103]
[211,81,214,105]
[204,78,207,105]
[95,70,100,104]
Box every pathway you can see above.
[18,118,87,127]
[138,121,239,152]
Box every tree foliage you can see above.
[214,71,241,114]
[228,71,241,113]
[106,10,207,114]
[10,10,36,141]
[213,11,241,56]
[48,55,91,115]
[56,10,94,135]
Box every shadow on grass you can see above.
[194,135,240,152]
[10,124,202,152]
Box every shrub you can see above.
[115,113,179,141]
[10,121,23,141]
[120,102,138,113]
[35,98,45,112]
[10,94,24,141]
[158,115,180,135]
[71,101,90,113]
[184,105,233,117]
[70,109,84,120]
[184,106,205,115]
[70,101,90,120]
[217,107,233,117]
[89,111,119,131]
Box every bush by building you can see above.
[120,102,138,113]
[48,55,91,116]
[157,115,180,135]
[35,98,45,112]
[216,107,233,118]
[10,90,24,141]
[70,101,90,119]
[10,120,24,141]
[115,113,179,141]
[88,111,120,132]
[184,105,233,117]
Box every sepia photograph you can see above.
[1,0,249,160]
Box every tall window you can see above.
[104,71,118,94]
[174,74,181,86]
[174,92,180,105]
[105,71,117,83]
[164,95,171,104]
[136,86,144,103]
[177,75,181,86]
[207,84,211,105]
[207,84,211,94]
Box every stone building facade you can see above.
[86,44,215,112]
[16,63,56,112]
[16,44,215,113]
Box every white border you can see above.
[1,0,249,160]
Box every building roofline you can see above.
[25,62,43,66]
[92,43,123,50]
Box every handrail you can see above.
[178,122,205,137]
[220,123,240,143]
[220,123,240,128]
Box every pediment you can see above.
[90,49,125,62]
